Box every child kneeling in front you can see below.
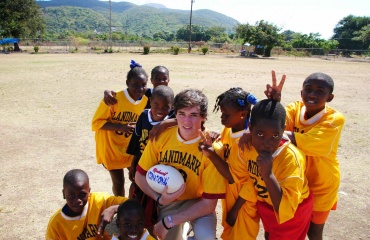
[45,169,127,240]
[242,99,313,239]
[114,199,155,240]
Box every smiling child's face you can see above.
[301,79,334,118]
[150,95,172,122]
[118,209,145,240]
[126,74,148,101]
[151,69,169,88]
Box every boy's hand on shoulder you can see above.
[256,152,273,178]
[264,70,286,102]
[149,119,177,141]
[103,90,117,106]
[97,205,119,237]
[238,132,252,151]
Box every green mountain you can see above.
[37,0,239,36]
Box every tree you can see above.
[333,15,370,52]
[205,26,230,43]
[176,24,208,42]
[321,39,339,56]
[236,20,282,57]
[352,24,370,49]
[0,0,45,51]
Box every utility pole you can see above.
[109,0,112,49]
[188,0,195,53]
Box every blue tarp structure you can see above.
[0,38,19,45]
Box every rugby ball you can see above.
[146,164,184,194]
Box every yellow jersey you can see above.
[92,89,148,170]
[285,101,345,211]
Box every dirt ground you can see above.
[0,53,369,239]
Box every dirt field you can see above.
[0,53,369,239]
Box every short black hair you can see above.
[151,85,174,104]
[250,99,286,128]
[303,72,334,93]
[151,66,169,79]
[63,169,89,187]
[213,87,254,119]
[174,89,208,118]
[117,199,145,220]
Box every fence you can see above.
[6,39,370,57]
[15,39,246,54]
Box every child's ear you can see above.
[116,219,119,228]
[242,109,248,119]
[327,93,334,102]
[62,189,65,199]
[248,122,252,131]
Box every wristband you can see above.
[162,217,171,230]
[167,215,174,228]
[156,195,163,206]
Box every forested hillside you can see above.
[37,0,239,37]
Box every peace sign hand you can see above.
[198,130,214,158]
[264,70,286,102]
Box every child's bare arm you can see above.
[128,155,140,182]
[97,205,119,236]
[199,131,235,184]
[226,196,246,226]
[256,152,282,212]
[100,122,136,135]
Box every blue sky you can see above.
[111,0,370,39]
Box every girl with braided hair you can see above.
[200,87,260,240]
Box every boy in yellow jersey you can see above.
[265,71,345,240]
[92,60,148,197]
[135,89,226,240]
[46,169,127,240]
[242,99,313,239]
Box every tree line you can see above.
[1,0,369,56]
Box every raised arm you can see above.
[264,70,286,102]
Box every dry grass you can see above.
[0,52,369,239]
